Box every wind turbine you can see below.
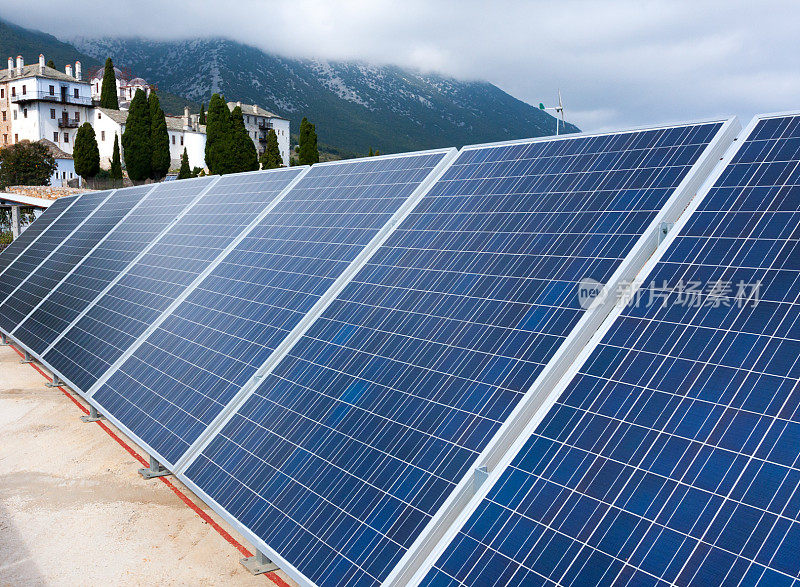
[539,90,566,136]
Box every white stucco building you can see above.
[40,138,77,186]
[93,106,207,170]
[228,101,290,166]
[0,54,92,152]
[90,66,151,109]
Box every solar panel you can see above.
[0,196,77,277]
[422,114,800,587]
[0,187,147,334]
[42,171,302,394]
[0,191,114,312]
[182,121,736,587]
[89,151,454,468]
[10,184,183,356]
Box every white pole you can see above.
[11,205,20,240]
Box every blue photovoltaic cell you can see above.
[0,191,113,321]
[92,152,448,466]
[0,196,76,276]
[186,123,727,587]
[425,116,800,587]
[43,171,302,393]
[0,187,144,333]
[11,184,184,356]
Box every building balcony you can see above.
[58,118,80,129]
[11,91,92,107]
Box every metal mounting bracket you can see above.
[20,350,34,364]
[138,455,172,479]
[80,405,105,422]
[0,332,9,346]
[241,550,279,575]
[658,221,674,245]
[45,373,64,388]
[473,466,489,495]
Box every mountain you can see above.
[70,37,579,154]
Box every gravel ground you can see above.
[0,344,297,587]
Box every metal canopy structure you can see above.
[6,115,800,587]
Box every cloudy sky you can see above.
[5,0,799,131]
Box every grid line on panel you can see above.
[0,190,114,324]
[184,123,729,587]
[425,115,800,587]
[0,187,149,334]
[91,153,450,467]
[0,196,77,279]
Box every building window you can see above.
[50,108,56,119]
[180,136,184,146]
[2,135,6,144]
[101,131,105,141]
[14,133,18,142]
[74,88,79,98]
[75,112,80,122]
[11,87,15,97]
[1,111,5,121]
[0,88,3,98]
[97,112,101,119]
[64,133,69,143]
[49,85,55,95]
[23,108,27,118]
[54,132,59,142]
[22,85,26,95]
[13,110,17,120]
[171,135,175,145]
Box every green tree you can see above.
[110,134,123,182]
[149,92,170,180]
[205,93,234,174]
[99,57,119,110]
[46,59,55,69]
[177,148,191,179]
[0,141,57,188]
[259,128,283,169]
[199,103,206,125]
[73,123,100,184]
[298,117,319,165]
[229,106,259,173]
[121,89,151,183]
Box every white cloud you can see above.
[5,0,800,130]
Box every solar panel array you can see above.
[183,122,730,587]
[6,116,800,587]
[88,153,449,466]
[422,115,800,587]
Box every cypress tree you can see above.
[177,148,191,179]
[99,57,119,110]
[110,134,123,182]
[205,93,233,174]
[46,59,55,69]
[149,92,171,180]
[259,129,283,169]
[229,106,258,173]
[199,103,206,125]
[73,123,100,183]
[368,146,373,157]
[121,89,151,183]
[298,117,319,165]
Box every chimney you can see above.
[7,57,13,75]
[236,101,242,108]
[183,106,190,129]
[74,61,82,80]
[39,54,45,72]
[252,104,257,114]
[65,64,72,78]
[16,55,23,74]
